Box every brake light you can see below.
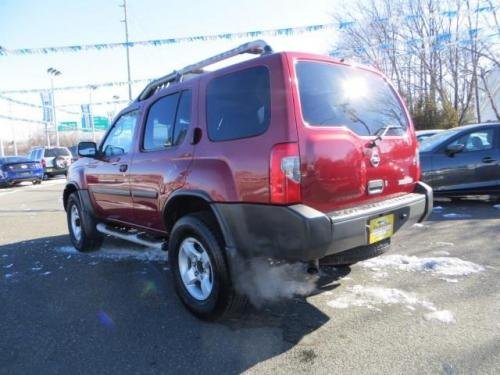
[270,143,301,204]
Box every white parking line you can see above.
[0,179,66,197]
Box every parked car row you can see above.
[0,146,76,188]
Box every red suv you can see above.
[64,40,432,320]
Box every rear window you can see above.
[296,61,408,136]
[207,66,270,141]
[1,157,31,164]
[44,148,70,157]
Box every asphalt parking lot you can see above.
[0,179,499,374]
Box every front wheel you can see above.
[66,193,102,252]
[168,212,246,320]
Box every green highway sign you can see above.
[93,116,109,130]
[58,121,77,131]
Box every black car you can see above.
[419,123,500,197]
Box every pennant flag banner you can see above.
[0,114,46,124]
[0,6,496,57]
[0,23,339,56]
[0,79,153,95]
[0,94,79,114]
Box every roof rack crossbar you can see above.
[137,39,272,101]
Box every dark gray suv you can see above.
[419,123,500,197]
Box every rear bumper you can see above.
[0,171,43,184]
[215,182,433,261]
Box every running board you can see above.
[96,223,164,250]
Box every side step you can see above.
[96,223,165,250]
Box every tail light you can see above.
[270,143,301,204]
[41,159,46,168]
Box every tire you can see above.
[66,192,103,252]
[168,211,247,321]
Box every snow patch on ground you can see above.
[360,254,484,276]
[424,310,455,323]
[431,250,451,256]
[493,204,500,209]
[435,242,454,247]
[4,263,13,269]
[327,285,455,323]
[57,245,167,262]
[442,212,472,219]
[412,223,426,228]
[433,206,443,211]
[440,277,459,283]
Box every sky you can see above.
[0,0,337,142]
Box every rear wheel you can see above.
[168,212,247,320]
[66,193,102,252]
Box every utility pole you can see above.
[47,67,62,146]
[89,85,97,143]
[8,102,17,155]
[120,0,132,101]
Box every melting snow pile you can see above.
[359,254,484,276]
[442,212,471,219]
[327,285,455,323]
[58,245,167,262]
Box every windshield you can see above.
[296,61,408,136]
[419,129,460,152]
[44,148,71,157]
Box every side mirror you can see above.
[78,141,98,157]
[445,143,464,156]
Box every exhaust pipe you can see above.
[307,259,319,274]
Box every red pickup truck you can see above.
[64,40,432,320]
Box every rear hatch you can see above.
[291,57,419,213]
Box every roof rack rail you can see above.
[136,39,272,101]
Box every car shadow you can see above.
[427,197,500,222]
[0,235,349,374]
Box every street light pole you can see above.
[47,67,62,147]
[120,0,132,101]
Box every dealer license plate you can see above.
[368,214,394,244]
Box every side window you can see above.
[173,90,192,146]
[448,129,494,152]
[143,93,179,150]
[207,66,270,141]
[102,111,138,157]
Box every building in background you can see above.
[479,67,500,123]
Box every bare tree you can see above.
[331,0,499,129]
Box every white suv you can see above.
[29,147,72,179]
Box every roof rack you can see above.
[136,39,273,101]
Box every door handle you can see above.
[119,164,128,172]
[482,157,496,164]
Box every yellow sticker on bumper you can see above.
[369,214,394,244]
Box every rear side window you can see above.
[296,61,408,136]
[207,66,270,141]
[44,148,70,157]
[143,90,192,150]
